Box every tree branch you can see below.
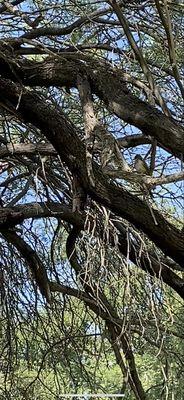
[20,7,111,40]
[0,51,183,158]
[0,201,183,298]
[108,0,170,115]
[154,0,184,98]
[0,0,25,14]
[1,229,51,302]
[0,202,84,230]
[0,78,183,268]
[0,143,57,158]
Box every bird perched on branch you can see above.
[134,154,154,203]
[134,155,151,175]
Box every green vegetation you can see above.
[0,0,183,399]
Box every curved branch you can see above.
[1,229,51,302]
[118,133,171,157]
[0,201,183,298]
[0,202,84,229]
[15,43,175,81]
[118,134,152,148]
[0,52,183,158]
[114,220,184,299]
[20,7,110,40]
[0,78,183,268]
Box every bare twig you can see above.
[155,0,184,99]
[108,0,171,115]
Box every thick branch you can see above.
[0,201,183,298]
[118,134,152,148]
[0,52,183,158]
[114,220,184,299]
[0,78,183,268]
[0,143,57,158]
[0,202,84,230]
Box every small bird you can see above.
[134,155,154,201]
[134,155,151,175]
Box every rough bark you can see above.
[0,78,183,268]
[0,202,183,299]
[0,51,183,158]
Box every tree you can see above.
[0,1,183,399]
